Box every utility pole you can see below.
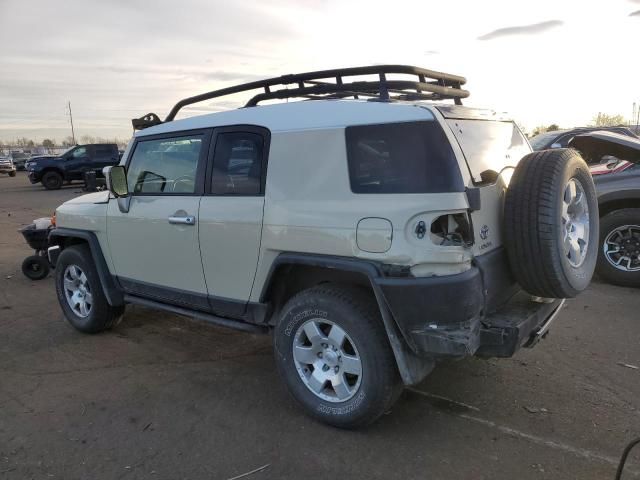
[67,101,76,145]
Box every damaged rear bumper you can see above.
[373,248,564,359]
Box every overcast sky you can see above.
[1,0,639,142]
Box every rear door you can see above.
[198,126,269,317]
[441,116,531,255]
[106,130,211,309]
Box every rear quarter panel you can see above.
[251,125,472,302]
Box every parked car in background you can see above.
[530,126,638,161]
[27,144,120,190]
[570,131,640,287]
[9,151,30,170]
[0,156,17,176]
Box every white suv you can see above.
[48,66,599,428]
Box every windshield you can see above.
[60,146,76,156]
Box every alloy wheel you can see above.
[63,265,93,317]
[292,319,362,403]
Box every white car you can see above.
[0,156,16,176]
[47,65,598,428]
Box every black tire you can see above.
[42,171,63,190]
[596,208,640,287]
[55,244,124,333]
[9,171,16,177]
[274,285,401,429]
[504,149,598,298]
[21,255,50,280]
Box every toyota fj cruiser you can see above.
[47,66,599,428]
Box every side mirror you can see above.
[104,166,131,213]
[104,165,128,197]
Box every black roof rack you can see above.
[132,65,469,130]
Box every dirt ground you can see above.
[1,172,639,480]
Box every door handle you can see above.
[168,215,196,225]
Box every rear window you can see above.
[345,121,463,194]
[445,119,531,184]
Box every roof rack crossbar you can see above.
[244,80,468,107]
[132,65,468,130]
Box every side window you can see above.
[127,135,202,194]
[558,135,573,147]
[72,147,87,158]
[211,132,264,195]
[346,121,463,193]
[94,146,114,159]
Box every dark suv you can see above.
[569,131,640,287]
[27,144,120,190]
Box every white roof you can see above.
[136,100,442,137]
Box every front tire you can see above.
[55,244,124,333]
[42,171,63,190]
[9,171,16,177]
[596,209,640,287]
[274,285,401,429]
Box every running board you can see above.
[123,294,268,335]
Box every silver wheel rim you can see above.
[561,178,590,268]
[63,265,93,318]
[292,319,362,403]
[603,224,640,272]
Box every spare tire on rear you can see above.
[504,148,598,298]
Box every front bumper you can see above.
[374,247,564,358]
[0,166,16,174]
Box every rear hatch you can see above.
[436,106,531,255]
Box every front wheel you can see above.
[55,244,124,333]
[596,209,640,287]
[274,285,401,429]
[9,171,16,177]
[42,171,63,190]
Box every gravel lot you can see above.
[1,172,639,480]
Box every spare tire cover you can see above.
[504,148,598,298]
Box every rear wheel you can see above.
[596,209,640,287]
[42,171,63,190]
[55,245,124,333]
[274,285,401,429]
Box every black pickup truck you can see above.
[27,144,120,190]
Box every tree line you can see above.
[0,135,131,149]
[530,112,632,137]
[2,111,635,149]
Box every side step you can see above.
[124,294,269,335]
